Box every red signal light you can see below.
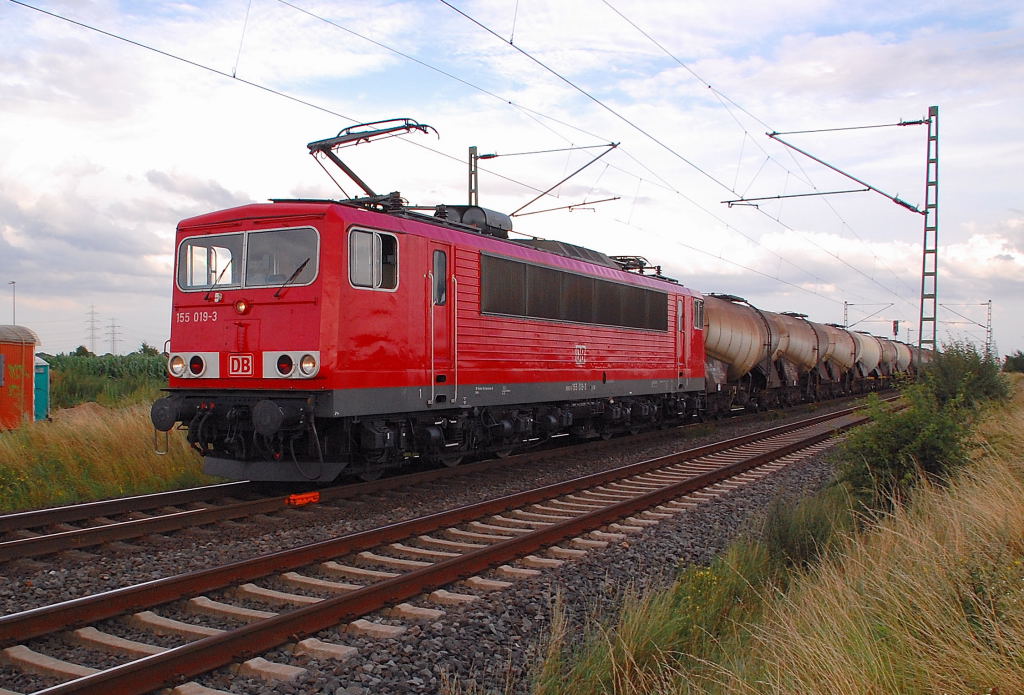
[276,354,294,376]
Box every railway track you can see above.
[0,403,876,695]
[0,396,870,565]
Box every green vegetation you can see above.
[919,339,1008,408]
[44,344,167,409]
[533,346,1018,695]
[535,485,859,695]
[836,386,970,510]
[1005,350,1024,373]
[837,341,1007,510]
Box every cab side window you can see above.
[693,298,705,330]
[350,230,398,290]
[433,250,447,305]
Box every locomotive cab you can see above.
[151,207,338,479]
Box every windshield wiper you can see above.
[204,264,232,301]
[274,258,311,298]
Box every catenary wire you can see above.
[599,0,920,311]
[5,0,556,199]
[269,0,841,294]
[13,0,875,306]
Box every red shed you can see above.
[0,325,40,430]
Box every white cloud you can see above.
[0,0,1021,354]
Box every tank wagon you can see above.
[700,296,908,417]
[151,121,915,482]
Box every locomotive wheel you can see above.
[493,446,515,459]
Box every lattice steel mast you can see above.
[918,106,939,363]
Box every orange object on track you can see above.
[286,491,320,506]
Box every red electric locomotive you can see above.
[151,120,707,482]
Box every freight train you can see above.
[151,121,919,483]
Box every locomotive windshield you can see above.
[245,228,318,287]
[177,233,243,290]
[176,227,319,291]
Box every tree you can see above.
[72,345,95,357]
[137,342,160,356]
[1004,350,1024,373]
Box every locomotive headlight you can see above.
[234,299,251,315]
[299,353,317,376]
[188,355,206,376]
[276,354,294,376]
[168,355,186,377]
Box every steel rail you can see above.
[0,481,256,533]
[0,495,295,563]
[30,409,867,695]
[0,402,881,645]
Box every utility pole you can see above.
[106,318,121,355]
[468,146,481,206]
[86,305,100,353]
[843,301,894,329]
[467,143,618,214]
[918,106,940,362]
[986,299,993,356]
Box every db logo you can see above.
[228,353,254,376]
[573,344,587,367]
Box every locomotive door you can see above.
[428,242,455,404]
[676,297,687,382]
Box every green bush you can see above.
[836,341,1007,512]
[760,485,855,569]
[837,387,969,510]
[921,339,1008,407]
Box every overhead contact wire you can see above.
[438,0,739,196]
[601,0,917,310]
[13,0,848,305]
[6,0,549,197]
[272,0,836,294]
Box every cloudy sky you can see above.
[2,0,1022,355]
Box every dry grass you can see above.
[535,376,1024,695]
[0,403,216,512]
[747,379,1024,695]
